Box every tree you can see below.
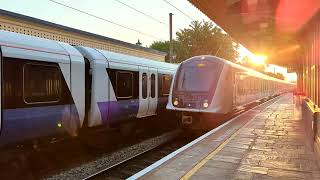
[149,20,239,63]
[149,40,184,63]
[149,41,170,53]
[176,21,239,62]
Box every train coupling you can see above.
[181,115,193,125]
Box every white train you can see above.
[0,30,177,147]
[167,55,295,128]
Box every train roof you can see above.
[0,30,82,63]
[97,49,178,71]
[0,30,178,72]
[185,55,295,85]
[77,46,178,72]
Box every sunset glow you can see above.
[249,54,267,65]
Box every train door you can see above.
[0,47,2,132]
[137,67,158,117]
[232,70,237,107]
[137,66,149,117]
[147,68,158,116]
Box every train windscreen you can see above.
[175,59,224,93]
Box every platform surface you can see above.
[137,94,320,180]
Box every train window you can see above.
[151,74,156,98]
[23,64,61,103]
[133,72,139,99]
[176,60,223,92]
[235,72,245,96]
[142,73,147,99]
[116,71,133,99]
[3,58,22,108]
[161,75,172,96]
[158,75,162,95]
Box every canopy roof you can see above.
[188,0,320,66]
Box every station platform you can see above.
[129,94,320,180]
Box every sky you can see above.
[0,0,296,81]
[0,0,212,46]
[0,0,251,58]
[266,64,297,82]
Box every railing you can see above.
[301,96,320,166]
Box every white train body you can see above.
[167,56,295,127]
[0,30,177,147]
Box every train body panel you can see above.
[0,30,85,146]
[77,47,177,128]
[0,30,178,148]
[75,47,110,127]
[58,42,85,129]
[208,64,233,114]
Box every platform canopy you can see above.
[188,0,320,66]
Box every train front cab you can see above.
[167,56,231,129]
[167,56,295,130]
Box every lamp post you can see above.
[169,13,173,63]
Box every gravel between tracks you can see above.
[46,130,181,180]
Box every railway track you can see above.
[0,96,277,180]
[90,133,198,180]
[0,117,180,180]
[46,130,182,180]
[78,95,279,179]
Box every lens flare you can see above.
[249,54,267,65]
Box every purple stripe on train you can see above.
[0,104,80,146]
[97,97,169,125]
[97,99,139,125]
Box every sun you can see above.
[249,54,267,65]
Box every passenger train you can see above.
[0,30,177,147]
[167,55,296,129]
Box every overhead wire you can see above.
[161,0,195,21]
[48,0,162,40]
[114,0,167,25]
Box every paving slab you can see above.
[134,94,320,180]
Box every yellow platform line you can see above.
[180,97,283,180]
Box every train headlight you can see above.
[173,99,179,106]
[203,100,209,108]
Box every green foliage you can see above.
[149,41,170,53]
[149,40,183,62]
[149,20,240,63]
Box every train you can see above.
[167,55,296,129]
[0,30,178,147]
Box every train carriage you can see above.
[0,30,177,148]
[167,55,295,128]
[75,47,177,128]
